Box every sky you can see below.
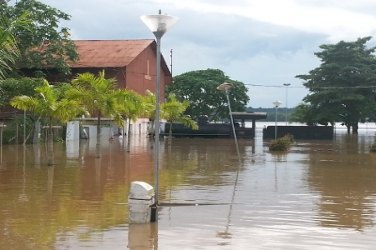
[30,0,376,108]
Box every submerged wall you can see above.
[263,126,334,140]
[163,123,255,138]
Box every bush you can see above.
[1,115,34,144]
[269,134,294,152]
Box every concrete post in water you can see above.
[66,121,80,141]
[128,181,156,223]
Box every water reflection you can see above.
[128,223,158,249]
[306,132,376,230]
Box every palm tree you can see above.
[67,71,122,157]
[141,90,159,136]
[142,91,198,138]
[114,89,144,150]
[161,93,198,138]
[10,80,83,165]
[0,16,19,79]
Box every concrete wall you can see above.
[121,118,150,136]
[263,126,334,140]
[66,118,150,142]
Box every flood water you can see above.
[1,124,376,249]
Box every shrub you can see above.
[269,134,294,152]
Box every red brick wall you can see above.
[126,46,171,101]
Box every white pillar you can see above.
[128,181,155,223]
[66,121,80,141]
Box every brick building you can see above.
[69,39,172,100]
[66,39,173,136]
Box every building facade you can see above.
[68,39,172,100]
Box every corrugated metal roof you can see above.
[69,39,155,68]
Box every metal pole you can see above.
[23,110,26,145]
[0,125,2,165]
[140,11,178,222]
[283,83,290,125]
[285,87,288,125]
[154,35,161,205]
[225,89,240,158]
[275,107,278,140]
[170,49,173,76]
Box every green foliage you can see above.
[1,114,34,144]
[296,37,376,133]
[161,93,198,136]
[141,91,198,136]
[10,79,83,124]
[113,89,144,122]
[1,0,78,75]
[140,89,157,121]
[269,134,294,152]
[0,77,44,106]
[0,14,20,79]
[67,71,121,125]
[0,77,44,144]
[10,79,83,149]
[167,69,249,121]
[67,71,150,157]
[289,103,331,125]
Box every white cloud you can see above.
[34,0,376,107]
[153,0,376,41]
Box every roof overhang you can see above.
[231,112,267,120]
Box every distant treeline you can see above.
[246,107,295,122]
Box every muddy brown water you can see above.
[1,125,376,249]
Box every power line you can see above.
[244,83,376,89]
[244,83,303,88]
[312,85,376,89]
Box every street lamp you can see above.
[217,82,240,158]
[141,11,178,207]
[273,100,282,139]
[283,83,291,125]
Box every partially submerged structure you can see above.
[163,112,267,139]
[21,39,173,138]
[263,125,334,140]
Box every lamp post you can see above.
[273,100,282,139]
[283,83,291,125]
[217,82,240,158]
[141,11,178,206]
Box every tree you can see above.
[0,77,44,106]
[0,15,19,79]
[141,90,198,137]
[10,80,82,165]
[296,37,376,133]
[114,89,144,150]
[115,89,143,128]
[141,90,157,117]
[289,103,326,126]
[167,69,249,121]
[66,71,122,157]
[1,0,78,76]
[0,78,46,144]
[161,93,198,138]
